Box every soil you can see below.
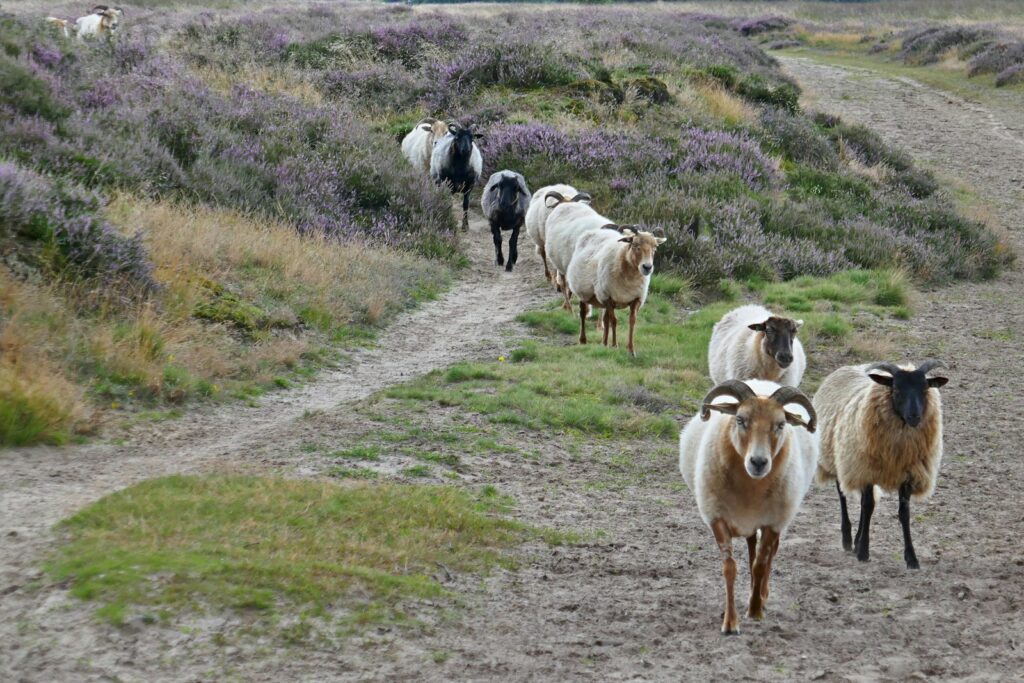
[3,58,1024,682]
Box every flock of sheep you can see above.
[402,119,667,357]
[46,5,123,40]
[402,117,950,636]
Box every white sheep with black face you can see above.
[709,304,806,386]
[813,360,947,569]
[480,170,530,272]
[679,379,819,635]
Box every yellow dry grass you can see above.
[695,83,757,126]
[190,63,323,105]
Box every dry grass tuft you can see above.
[190,63,324,105]
[695,83,757,125]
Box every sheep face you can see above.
[447,125,481,160]
[702,382,817,479]
[867,363,948,428]
[749,317,802,370]
[617,230,666,278]
[489,174,526,218]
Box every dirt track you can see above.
[3,59,1024,682]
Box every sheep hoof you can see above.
[746,607,765,620]
[721,626,740,636]
[905,556,920,570]
[505,264,514,272]
[496,256,505,266]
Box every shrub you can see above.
[759,107,839,170]
[736,73,800,112]
[730,16,793,37]
[675,127,778,191]
[995,63,1024,87]
[900,26,994,66]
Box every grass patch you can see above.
[330,445,381,461]
[49,475,561,630]
[387,270,911,439]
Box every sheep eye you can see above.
[735,417,746,428]
[774,422,785,432]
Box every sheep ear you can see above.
[419,123,433,132]
[867,373,893,387]
[473,133,484,139]
[701,402,739,420]
[784,411,812,432]
[655,237,667,245]
[448,124,458,135]
[927,376,948,388]
[795,319,804,329]
[748,322,766,332]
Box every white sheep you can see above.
[708,304,806,386]
[565,226,665,356]
[75,6,122,41]
[524,185,590,284]
[813,360,947,568]
[430,123,483,228]
[680,379,818,634]
[45,16,74,38]
[401,118,448,175]
[543,195,615,311]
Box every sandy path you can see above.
[0,212,551,678]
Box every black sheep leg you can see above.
[491,221,504,266]
[506,224,520,272]
[462,191,470,229]
[898,481,920,569]
[837,480,853,552]
[854,485,875,562]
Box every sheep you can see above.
[524,185,591,284]
[813,360,947,569]
[708,305,806,387]
[543,194,616,311]
[565,226,665,356]
[679,379,818,634]
[75,6,123,41]
[45,17,74,38]
[480,170,530,272]
[401,118,448,175]
[430,123,483,228]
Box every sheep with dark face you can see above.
[480,171,530,271]
[430,123,483,228]
[709,305,806,386]
[813,360,948,568]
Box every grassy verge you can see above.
[49,474,565,631]
[382,269,910,442]
[0,198,448,446]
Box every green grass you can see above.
[385,270,911,439]
[48,475,564,630]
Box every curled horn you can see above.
[769,386,817,433]
[545,190,567,206]
[571,192,592,203]
[648,226,667,239]
[916,359,946,375]
[700,380,755,421]
[867,361,903,376]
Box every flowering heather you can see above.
[675,127,778,191]
[759,107,839,170]
[0,162,155,293]
[969,41,1024,79]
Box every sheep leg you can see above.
[462,191,470,229]
[506,224,519,272]
[602,306,612,346]
[626,299,640,357]
[609,308,618,347]
[578,301,588,345]
[898,481,920,570]
[539,245,552,283]
[562,278,573,312]
[748,527,779,620]
[837,480,853,552]
[710,519,739,635]
[746,533,757,592]
[490,221,505,267]
[854,485,875,562]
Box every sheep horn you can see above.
[916,359,946,375]
[545,191,566,204]
[570,192,592,203]
[649,226,667,239]
[769,386,817,433]
[700,380,755,421]
[867,361,903,376]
